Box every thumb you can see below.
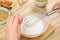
[18,16,23,24]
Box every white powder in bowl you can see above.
[21,15,45,37]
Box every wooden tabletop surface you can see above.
[0,0,60,40]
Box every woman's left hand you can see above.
[6,15,23,40]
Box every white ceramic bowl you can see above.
[0,7,10,25]
[35,0,47,7]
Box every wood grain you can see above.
[0,0,60,40]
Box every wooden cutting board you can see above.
[20,25,54,40]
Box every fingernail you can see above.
[18,16,23,24]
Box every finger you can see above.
[7,15,15,25]
[52,2,60,10]
[17,24,21,39]
[18,16,23,24]
[56,9,60,13]
[18,16,23,38]
[13,15,19,26]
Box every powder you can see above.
[21,15,45,37]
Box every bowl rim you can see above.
[0,7,10,25]
[35,0,47,7]
[35,0,47,3]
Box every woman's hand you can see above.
[6,15,23,40]
[52,2,60,13]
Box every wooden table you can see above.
[0,6,55,40]
[0,0,60,40]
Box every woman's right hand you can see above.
[52,2,60,13]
